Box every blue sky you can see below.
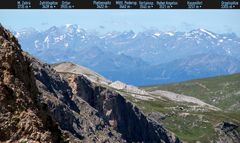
[0,10,240,35]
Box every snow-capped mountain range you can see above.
[13,24,240,85]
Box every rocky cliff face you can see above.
[0,24,180,143]
[215,122,240,143]
[64,73,180,142]
[0,24,63,142]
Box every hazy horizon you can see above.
[0,10,240,35]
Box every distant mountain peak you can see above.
[199,28,217,39]
[165,32,174,36]
[12,25,240,85]
[183,28,218,40]
[153,32,161,37]
[65,23,73,28]
[48,25,58,31]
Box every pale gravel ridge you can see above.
[150,90,221,111]
[53,62,220,110]
[53,62,150,96]
[109,81,150,95]
[53,62,111,85]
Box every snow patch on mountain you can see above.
[44,36,50,48]
[54,35,65,42]
[65,24,72,28]
[132,33,137,39]
[34,40,40,49]
[165,32,174,36]
[154,32,161,37]
[77,25,82,33]
[200,29,217,39]
[219,39,224,43]
[64,43,69,47]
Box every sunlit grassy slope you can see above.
[143,73,240,112]
[123,73,240,142]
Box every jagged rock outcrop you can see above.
[31,57,124,142]
[0,24,180,143]
[215,122,240,143]
[62,73,180,143]
[0,24,63,142]
[0,24,123,143]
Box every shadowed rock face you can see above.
[215,122,240,143]
[65,74,180,142]
[31,58,124,142]
[0,24,180,143]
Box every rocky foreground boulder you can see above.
[215,122,240,143]
[0,24,181,143]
